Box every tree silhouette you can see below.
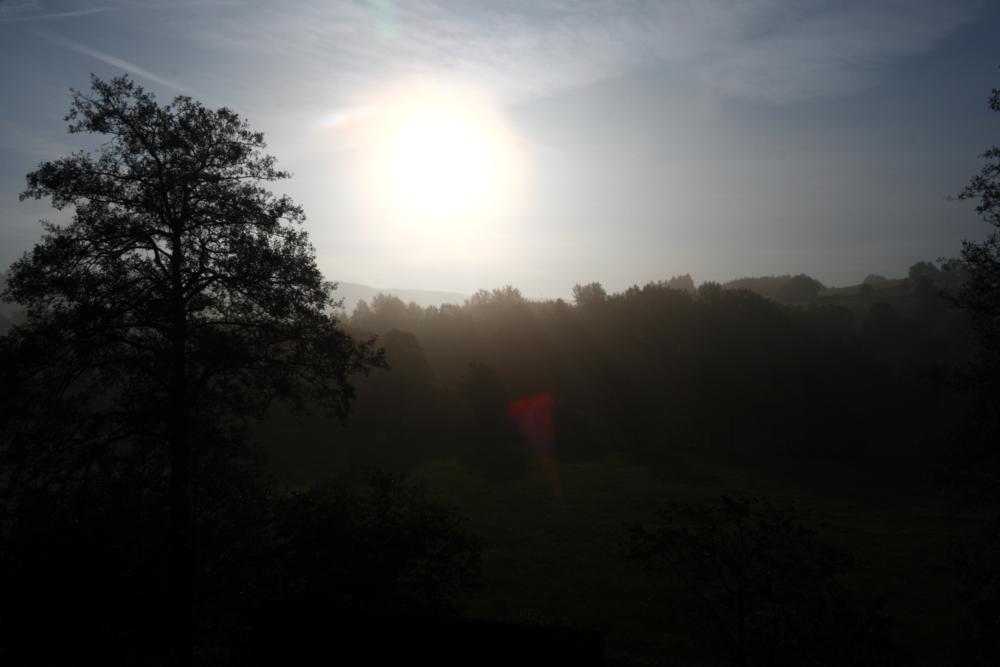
[955,82,1000,355]
[571,281,607,307]
[774,273,825,304]
[0,75,383,660]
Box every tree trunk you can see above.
[168,381,193,663]
[167,230,194,665]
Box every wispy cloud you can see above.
[0,7,118,23]
[37,30,202,96]
[0,0,241,23]
[689,1,977,103]
[0,0,127,22]
[182,0,978,109]
[6,1,977,113]
[0,0,38,18]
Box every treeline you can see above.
[269,260,977,481]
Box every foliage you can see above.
[954,514,1000,666]
[721,274,824,303]
[467,284,525,309]
[626,496,897,666]
[323,268,971,483]
[267,471,483,614]
[775,273,825,304]
[0,73,385,484]
[0,467,482,664]
[661,273,697,293]
[954,84,1000,354]
[951,79,1000,648]
[2,75,380,454]
[0,74,384,657]
[572,281,607,307]
[949,80,1000,499]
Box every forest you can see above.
[262,262,995,665]
[1,74,999,667]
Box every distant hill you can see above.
[330,281,469,316]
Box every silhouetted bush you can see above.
[264,470,483,614]
[954,514,1000,666]
[0,464,482,664]
[627,496,898,666]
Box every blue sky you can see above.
[1,0,998,297]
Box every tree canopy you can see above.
[0,75,383,659]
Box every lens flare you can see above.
[508,392,561,497]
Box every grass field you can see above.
[405,448,982,665]
[260,404,985,664]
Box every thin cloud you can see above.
[0,0,242,23]
[37,30,202,97]
[0,7,116,23]
[185,0,978,108]
[0,0,37,17]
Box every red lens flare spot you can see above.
[507,392,554,452]
[508,392,562,498]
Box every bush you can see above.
[264,470,483,615]
[955,514,1000,666]
[626,496,898,666]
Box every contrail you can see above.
[0,7,118,23]
[37,30,203,97]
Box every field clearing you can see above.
[407,450,983,665]
[259,404,985,664]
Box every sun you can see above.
[362,82,521,231]
[387,107,496,218]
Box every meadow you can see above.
[263,401,985,665]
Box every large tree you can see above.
[0,75,382,658]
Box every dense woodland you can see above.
[315,263,977,476]
[258,262,996,665]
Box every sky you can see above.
[1,0,998,298]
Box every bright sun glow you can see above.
[388,108,496,218]
[357,82,522,239]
